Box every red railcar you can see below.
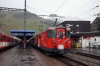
[0,33,17,49]
[31,27,71,55]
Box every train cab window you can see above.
[58,32,63,39]
[47,30,56,38]
[66,31,70,38]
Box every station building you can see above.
[56,21,100,49]
[91,17,100,32]
[56,21,90,33]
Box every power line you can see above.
[53,0,68,13]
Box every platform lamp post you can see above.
[24,0,27,49]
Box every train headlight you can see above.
[58,45,64,49]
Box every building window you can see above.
[66,24,73,27]
[66,24,69,27]
[59,25,63,28]
[70,31,73,33]
[76,31,79,33]
[76,25,79,27]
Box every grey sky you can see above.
[0,0,100,22]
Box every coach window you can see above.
[0,36,1,41]
[9,38,12,42]
[1,36,6,41]
[48,30,56,38]
[66,31,70,38]
[58,32,63,39]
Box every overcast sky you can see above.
[0,0,100,22]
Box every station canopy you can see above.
[10,30,35,40]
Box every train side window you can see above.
[0,36,1,41]
[1,36,2,41]
[8,38,10,41]
[8,38,12,42]
[66,31,70,38]
[1,36,6,41]
[47,30,56,38]
[58,32,63,39]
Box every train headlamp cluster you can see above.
[58,44,64,49]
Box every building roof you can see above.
[71,31,100,36]
[10,30,35,33]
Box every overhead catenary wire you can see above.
[27,6,51,14]
[48,0,58,12]
[27,6,52,19]
[27,0,30,6]
[66,0,99,17]
[83,15,95,19]
[53,0,68,13]
[92,0,100,8]
[72,5,100,20]
[92,0,100,15]
[67,0,92,16]
[27,6,42,15]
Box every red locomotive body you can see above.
[31,27,71,55]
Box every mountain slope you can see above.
[0,11,49,35]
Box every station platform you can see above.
[70,48,100,57]
[0,46,59,66]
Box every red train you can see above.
[30,27,71,55]
[0,32,19,49]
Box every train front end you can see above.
[47,27,71,55]
[55,27,71,54]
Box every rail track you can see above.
[64,52,100,66]
[70,52,100,60]
[54,56,88,66]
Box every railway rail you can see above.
[54,56,88,66]
[70,52,100,60]
[65,52,100,66]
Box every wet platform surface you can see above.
[0,46,59,66]
[70,48,100,57]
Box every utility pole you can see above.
[24,0,27,49]
[24,0,26,31]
